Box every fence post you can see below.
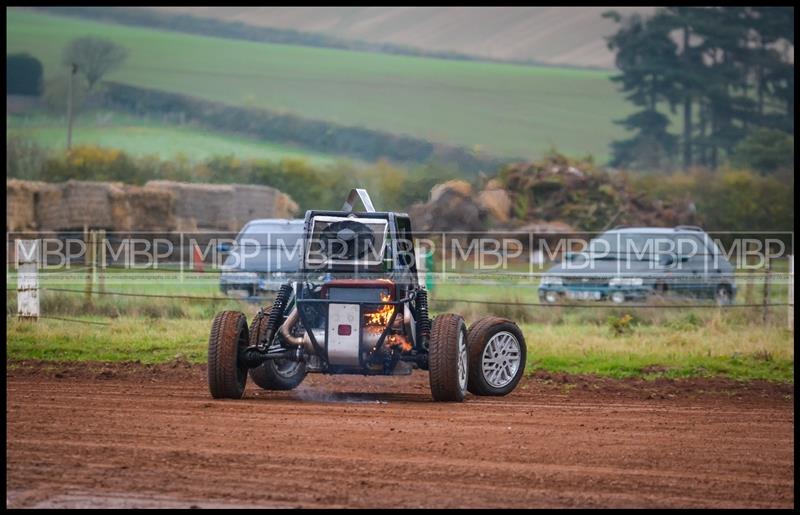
[17,239,40,321]
[743,255,754,304]
[84,225,93,304]
[761,261,771,325]
[97,229,106,293]
[789,255,794,332]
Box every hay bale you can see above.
[145,180,236,231]
[231,184,299,223]
[114,185,177,232]
[477,180,512,224]
[408,186,486,233]
[430,179,473,203]
[6,179,45,232]
[35,180,125,231]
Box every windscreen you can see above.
[587,232,716,260]
[304,216,388,270]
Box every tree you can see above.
[606,7,794,171]
[6,53,43,96]
[42,74,88,113]
[610,110,678,170]
[62,36,128,92]
[730,128,794,173]
[61,37,128,149]
[604,11,681,170]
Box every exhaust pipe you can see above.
[279,307,322,355]
[279,306,304,347]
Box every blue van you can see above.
[538,226,737,304]
[219,219,305,298]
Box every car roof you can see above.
[246,218,304,225]
[239,218,304,235]
[603,227,705,235]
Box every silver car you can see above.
[220,218,305,299]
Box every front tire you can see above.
[467,317,526,396]
[208,311,250,399]
[248,307,307,390]
[428,314,468,402]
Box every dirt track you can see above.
[6,361,794,508]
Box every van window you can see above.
[228,221,304,272]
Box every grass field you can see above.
[6,315,793,382]
[6,263,794,382]
[7,8,647,163]
[7,112,344,165]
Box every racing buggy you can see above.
[208,189,527,402]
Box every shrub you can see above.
[607,313,636,336]
[7,53,43,96]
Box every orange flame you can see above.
[386,334,412,352]
[365,293,394,326]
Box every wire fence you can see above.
[6,287,793,312]
[8,313,112,326]
[7,254,794,328]
[7,285,791,309]
[429,298,791,309]
[41,287,273,302]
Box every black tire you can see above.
[715,283,733,305]
[248,307,307,390]
[428,314,468,402]
[467,317,526,396]
[208,311,249,399]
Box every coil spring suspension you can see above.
[259,283,293,350]
[415,289,431,350]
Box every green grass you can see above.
[7,112,344,165]
[519,322,793,382]
[7,263,793,381]
[6,315,793,382]
[6,8,651,163]
[7,316,211,363]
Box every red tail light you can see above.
[337,324,352,336]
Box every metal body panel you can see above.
[326,303,361,366]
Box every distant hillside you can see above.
[8,9,637,163]
[150,6,656,70]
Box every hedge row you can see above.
[103,82,513,173]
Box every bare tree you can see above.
[62,36,128,92]
[62,37,127,149]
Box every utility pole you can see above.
[66,63,78,150]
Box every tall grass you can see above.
[520,322,793,381]
[6,313,792,381]
[6,289,261,320]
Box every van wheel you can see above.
[715,284,733,305]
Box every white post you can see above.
[16,239,40,320]
[415,246,427,289]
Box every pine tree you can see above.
[606,6,793,172]
[604,11,681,170]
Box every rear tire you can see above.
[248,307,307,390]
[208,311,249,399]
[428,314,468,402]
[467,317,526,396]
